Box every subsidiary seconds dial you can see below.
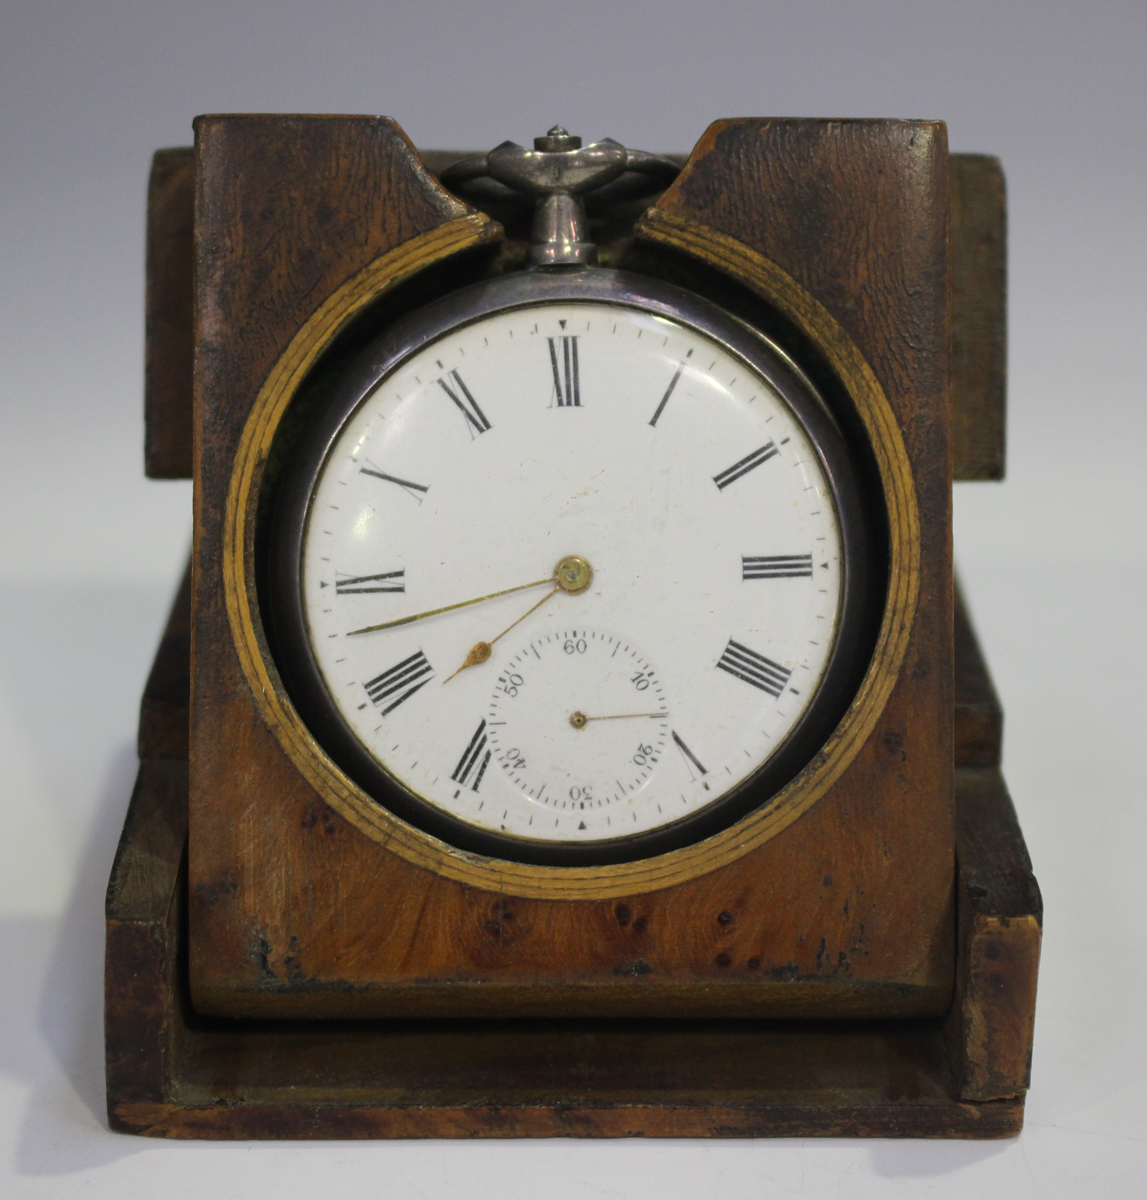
[269,269,871,865]
[483,631,670,837]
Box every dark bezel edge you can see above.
[265,267,880,868]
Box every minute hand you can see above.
[345,576,552,637]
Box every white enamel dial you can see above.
[288,294,849,851]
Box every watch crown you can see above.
[535,126,582,152]
[440,131,679,268]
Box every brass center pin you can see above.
[554,555,592,594]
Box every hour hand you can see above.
[443,556,593,683]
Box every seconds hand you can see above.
[442,585,559,683]
[569,710,668,729]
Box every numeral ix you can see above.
[716,639,791,698]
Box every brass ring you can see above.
[223,214,919,900]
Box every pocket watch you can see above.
[267,128,876,867]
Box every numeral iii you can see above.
[716,639,791,698]
[741,555,813,580]
[548,335,580,407]
[364,650,434,715]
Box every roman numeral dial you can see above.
[290,296,851,852]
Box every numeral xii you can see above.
[548,335,580,406]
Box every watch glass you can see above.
[269,271,870,865]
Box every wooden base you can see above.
[105,572,1039,1139]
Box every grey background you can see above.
[1,0,1144,1194]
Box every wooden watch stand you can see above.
[107,117,1037,1138]
[106,574,1039,1138]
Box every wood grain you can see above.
[947,767,1042,1099]
[143,148,1005,485]
[105,757,187,1105]
[950,155,1007,481]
